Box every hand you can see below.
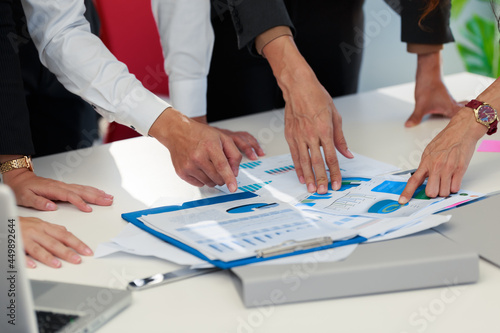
[399,109,486,204]
[214,128,265,160]
[20,217,93,268]
[191,116,265,160]
[262,36,353,194]
[149,108,241,191]
[2,168,113,212]
[284,79,353,194]
[406,52,462,127]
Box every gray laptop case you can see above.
[435,193,500,267]
[231,230,478,307]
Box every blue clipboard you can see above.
[121,192,367,269]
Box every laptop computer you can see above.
[0,184,132,333]
[435,191,500,268]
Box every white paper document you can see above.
[99,151,482,266]
[138,196,357,262]
[216,152,400,202]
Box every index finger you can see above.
[322,140,341,191]
[215,136,241,192]
[399,169,428,204]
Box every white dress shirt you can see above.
[151,0,214,118]
[20,0,170,136]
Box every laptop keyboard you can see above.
[36,310,79,333]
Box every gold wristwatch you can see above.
[0,156,34,174]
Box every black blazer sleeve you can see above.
[226,0,294,51]
[0,0,35,155]
[385,0,454,44]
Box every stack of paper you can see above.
[97,152,483,268]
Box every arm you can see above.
[0,2,112,212]
[226,0,352,193]
[405,50,462,127]
[399,78,500,204]
[20,217,93,268]
[397,0,459,126]
[152,0,263,160]
[261,36,353,194]
[20,0,240,191]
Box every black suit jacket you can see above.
[222,0,454,51]
[0,0,35,156]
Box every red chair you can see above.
[93,0,169,143]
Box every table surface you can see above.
[23,73,500,333]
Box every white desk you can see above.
[23,73,500,332]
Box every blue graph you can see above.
[264,165,295,175]
[239,181,272,192]
[240,161,262,169]
[368,199,407,214]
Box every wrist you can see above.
[262,36,316,96]
[148,107,178,140]
[0,155,24,163]
[454,108,488,140]
[148,107,192,149]
[416,52,442,84]
[2,167,32,183]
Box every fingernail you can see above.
[332,181,340,191]
[105,193,114,199]
[85,204,92,212]
[299,176,305,184]
[84,247,93,256]
[27,260,36,268]
[399,196,407,205]
[251,152,258,160]
[52,259,61,268]
[307,183,316,193]
[72,254,82,264]
[45,202,57,210]
[103,197,113,203]
[318,185,326,194]
[347,149,354,158]
[228,183,237,193]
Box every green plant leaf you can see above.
[451,0,470,19]
[456,14,499,77]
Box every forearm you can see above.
[415,51,442,85]
[21,0,169,136]
[262,36,316,101]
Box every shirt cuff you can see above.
[255,26,293,56]
[407,43,443,54]
[168,78,207,118]
[95,86,171,136]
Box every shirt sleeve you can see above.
[386,0,454,45]
[20,0,171,136]
[151,0,213,118]
[0,0,35,156]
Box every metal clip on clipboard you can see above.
[256,237,333,258]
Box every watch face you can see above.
[477,104,497,124]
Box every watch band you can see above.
[0,156,34,174]
[465,99,483,110]
[466,99,498,135]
